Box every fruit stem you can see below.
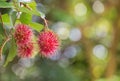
[42,18,49,31]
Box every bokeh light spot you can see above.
[52,22,70,40]
[93,0,104,14]
[63,46,77,58]
[74,3,87,16]
[69,28,81,42]
[93,44,108,60]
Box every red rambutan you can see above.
[14,24,33,45]
[38,30,60,58]
[17,42,34,58]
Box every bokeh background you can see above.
[0,0,120,81]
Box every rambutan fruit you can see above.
[17,42,34,58]
[14,24,33,45]
[38,30,60,58]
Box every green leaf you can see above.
[19,12,43,31]
[0,34,4,39]
[19,7,31,14]
[9,11,17,26]
[28,1,36,10]
[4,37,17,67]
[0,14,5,36]
[28,1,41,16]
[0,1,13,8]
[0,0,6,2]
[29,22,43,32]
[19,7,40,16]
[2,14,10,25]
[0,23,5,36]
[16,1,40,16]
[20,12,32,24]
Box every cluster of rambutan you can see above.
[14,24,60,58]
[14,24,34,58]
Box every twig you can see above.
[20,2,32,10]
[0,37,10,60]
